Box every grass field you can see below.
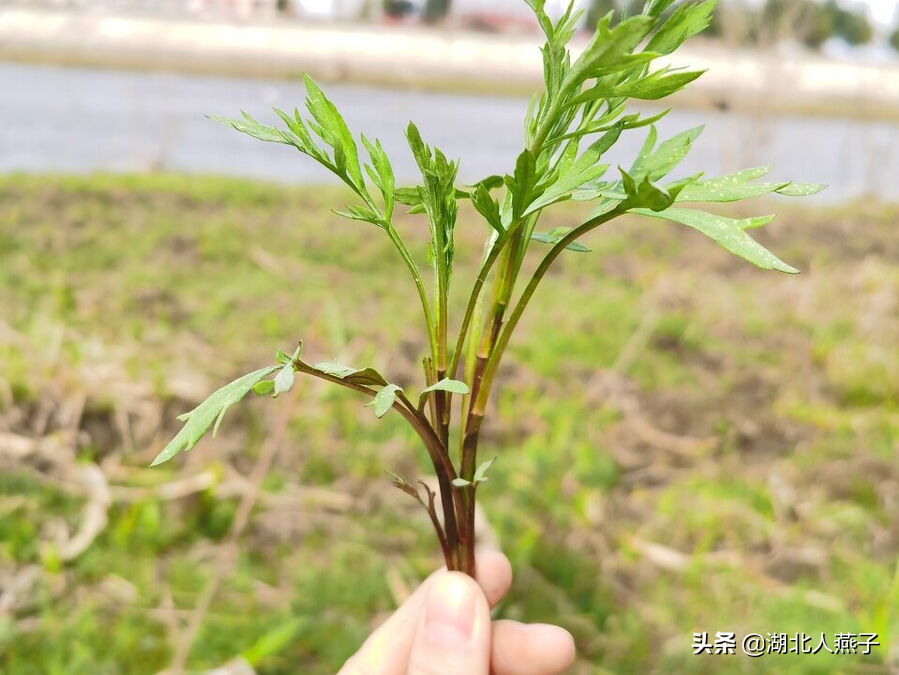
[1,173,897,674]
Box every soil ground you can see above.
[1,173,898,674]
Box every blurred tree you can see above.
[827,0,873,45]
[761,0,834,48]
[422,0,449,22]
[891,25,899,52]
[586,0,618,26]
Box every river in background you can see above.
[2,61,898,203]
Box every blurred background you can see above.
[1,1,898,674]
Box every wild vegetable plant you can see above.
[152,0,822,576]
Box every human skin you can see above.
[338,551,576,675]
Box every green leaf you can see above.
[646,0,717,56]
[469,175,505,191]
[505,150,542,220]
[406,122,459,284]
[776,182,827,197]
[276,342,303,365]
[472,184,504,234]
[395,187,422,206]
[525,123,622,215]
[620,168,681,211]
[311,362,389,387]
[303,75,365,191]
[565,15,655,89]
[252,380,275,396]
[312,362,358,378]
[151,366,280,466]
[634,207,799,274]
[452,478,472,488]
[273,364,295,398]
[644,0,679,17]
[675,167,784,202]
[570,68,704,106]
[530,229,591,253]
[418,378,471,409]
[208,112,290,145]
[630,125,704,183]
[361,134,396,218]
[737,214,777,230]
[365,384,403,418]
[473,457,496,484]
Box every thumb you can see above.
[406,572,491,675]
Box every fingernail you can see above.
[423,574,477,647]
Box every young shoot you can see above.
[152,0,824,576]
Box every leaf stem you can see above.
[293,360,461,567]
[472,207,626,415]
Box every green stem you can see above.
[472,207,625,415]
[384,223,440,380]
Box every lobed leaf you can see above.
[565,15,655,91]
[525,123,622,216]
[646,0,718,56]
[570,68,705,106]
[151,366,280,466]
[303,75,365,191]
[633,207,799,274]
[472,184,504,234]
[208,112,290,145]
[630,125,704,183]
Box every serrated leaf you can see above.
[252,380,275,396]
[525,124,622,215]
[634,207,798,274]
[620,168,680,211]
[365,384,402,418]
[566,15,655,88]
[151,366,280,466]
[208,113,290,145]
[473,457,496,484]
[646,0,717,56]
[570,68,704,106]
[506,149,542,219]
[273,364,295,398]
[472,184,504,234]
[418,378,470,409]
[361,134,396,218]
[303,75,365,191]
[630,125,703,183]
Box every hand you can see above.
[338,550,575,675]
